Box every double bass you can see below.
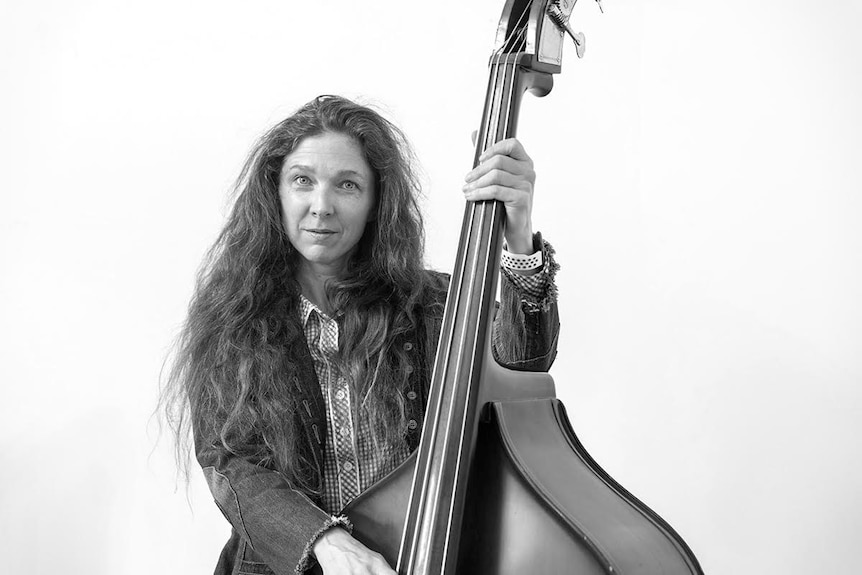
[335,1,705,573]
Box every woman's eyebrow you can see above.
[284,165,367,181]
[336,169,368,181]
[285,163,315,172]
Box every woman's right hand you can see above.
[312,527,397,574]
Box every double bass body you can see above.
[344,347,702,574]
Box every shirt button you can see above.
[405,365,414,374]
[403,342,413,351]
[407,419,418,430]
[343,461,354,472]
[339,427,350,438]
[335,389,345,401]
[406,391,417,400]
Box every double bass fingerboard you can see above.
[397,34,555,575]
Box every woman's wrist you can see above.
[312,526,347,559]
[504,226,534,255]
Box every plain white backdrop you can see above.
[1,1,860,573]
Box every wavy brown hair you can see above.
[161,95,430,491]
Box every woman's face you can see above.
[278,131,376,277]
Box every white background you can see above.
[1,1,860,573]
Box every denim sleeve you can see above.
[492,232,560,371]
[195,426,351,574]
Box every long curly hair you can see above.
[162,95,429,491]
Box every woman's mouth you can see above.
[305,228,337,238]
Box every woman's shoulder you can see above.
[422,269,450,289]
[418,269,450,312]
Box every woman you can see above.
[163,95,559,575]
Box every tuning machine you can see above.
[547,0,603,59]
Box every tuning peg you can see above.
[596,0,604,13]
[547,5,586,58]
[568,29,586,59]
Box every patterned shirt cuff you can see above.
[296,514,354,574]
[500,232,559,313]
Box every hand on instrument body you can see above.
[312,527,397,575]
[463,137,536,255]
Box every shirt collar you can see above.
[298,294,320,328]
[298,293,342,326]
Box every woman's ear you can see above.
[367,178,379,221]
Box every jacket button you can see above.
[405,365,414,374]
[406,391,417,400]
[407,419,418,430]
[403,342,413,351]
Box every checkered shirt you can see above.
[298,296,410,514]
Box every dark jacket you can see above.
[195,264,560,575]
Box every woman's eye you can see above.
[294,175,311,186]
[341,181,358,191]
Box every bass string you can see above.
[434,33,526,569]
[400,2,534,572]
[437,39,525,575]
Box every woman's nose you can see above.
[309,185,334,217]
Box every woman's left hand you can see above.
[463,137,536,254]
